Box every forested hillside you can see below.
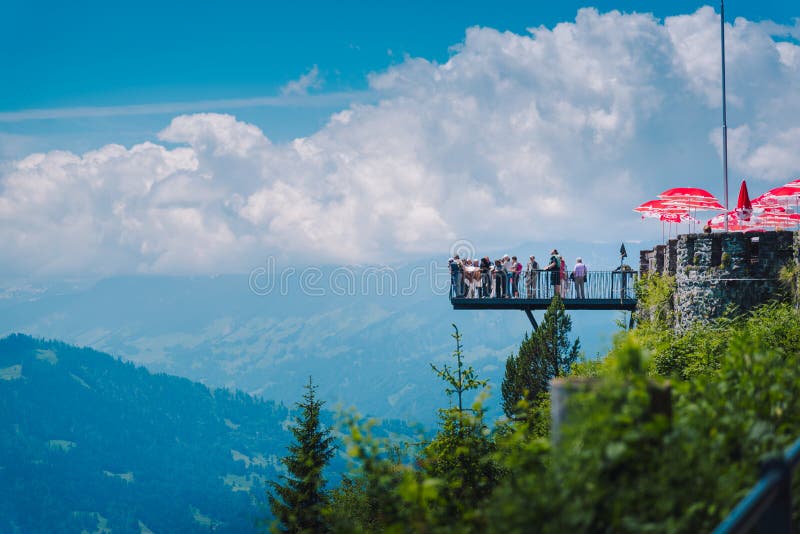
[0,334,291,533]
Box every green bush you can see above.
[325,303,800,533]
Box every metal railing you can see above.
[714,437,800,534]
[449,269,637,301]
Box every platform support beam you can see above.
[524,309,538,331]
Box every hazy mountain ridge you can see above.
[0,334,290,533]
[0,265,627,422]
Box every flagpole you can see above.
[721,0,730,232]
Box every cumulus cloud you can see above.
[1,7,799,277]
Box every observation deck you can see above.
[449,269,637,328]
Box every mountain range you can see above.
[0,247,638,423]
[0,334,290,532]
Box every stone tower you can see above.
[639,231,797,331]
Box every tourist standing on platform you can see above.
[494,259,506,298]
[463,259,475,298]
[502,255,512,297]
[526,255,539,297]
[480,257,491,298]
[511,256,521,297]
[545,250,560,297]
[490,260,498,297]
[559,255,568,297]
[449,256,461,298]
[572,257,587,299]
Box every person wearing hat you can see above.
[544,249,561,297]
[526,255,539,297]
[572,257,587,299]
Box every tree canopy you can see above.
[267,377,336,533]
[501,295,580,418]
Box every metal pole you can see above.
[721,0,730,232]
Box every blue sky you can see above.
[3,2,796,109]
[0,2,799,278]
[2,1,796,147]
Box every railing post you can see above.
[755,457,794,534]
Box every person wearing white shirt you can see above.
[572,258,588,299]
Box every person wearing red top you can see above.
[559,255,568,298]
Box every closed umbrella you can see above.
[735,180,753,221]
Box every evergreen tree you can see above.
[423,325,498,529]
[501,296,580,418]
[430,324,487,414]
[267,377,336,533]
[538,295,581,379]
[501,332,550,418]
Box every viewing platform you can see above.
[450,270,637,315]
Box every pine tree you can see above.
[267,377,336,533]
[501,332,550,418]
[538,294,581,379]
[501,295,580,418]
[423,325,498,529]
[430,324,487,415]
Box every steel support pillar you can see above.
[524,309,538,331]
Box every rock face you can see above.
[640,231,797,331]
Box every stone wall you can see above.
[639,231,797,331]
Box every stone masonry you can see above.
[639,231,797,331]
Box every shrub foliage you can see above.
[319,296,800,532]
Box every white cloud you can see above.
[1,7,799,277]
[281,65,323,96]
[0,89,365,123]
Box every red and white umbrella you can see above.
[759,186,800,220]
[662,198,724,210]
[707,214,764,232]
[634,199,694,241]
[658,188,724,232]
[633,199,688,217]
[658,187,718,201]
[756,213,800,226]
[762,185,800,200]
[752,193,782,208]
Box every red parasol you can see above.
[707,216,764,232]
[658,187,717,200]
[662,198,725,210]
[633,200,688,217]
[757,213,800,225]
[634,199,691,242]
[752,193,781,208]
[659,213,683,223]
[735,180,753,221]
[762,186,800,200]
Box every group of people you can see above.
[449,249,589,299]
